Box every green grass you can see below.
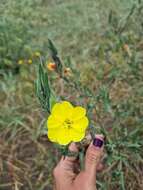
[0,0,143,189]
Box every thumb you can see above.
[85,135,104,178]
[61,142,79,171]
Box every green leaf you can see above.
[35,61,51,113]
[79,149,84,170]
[48,39,58,55]
[120,171,125,190]
[50,91,57,111]
[48,39,63,75]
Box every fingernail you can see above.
[93,138,104,148]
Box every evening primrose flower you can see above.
[47,62,56,71]
[47,101,89,145]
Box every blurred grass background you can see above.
[0,0,143,189]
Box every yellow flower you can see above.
[47,62,56,71]
[18,60,24,65]
[34,51,41,57]
[47,101,89,145]
[28,59,32,64]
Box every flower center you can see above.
[64,119,73,129]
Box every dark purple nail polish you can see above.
[93,138,103,148]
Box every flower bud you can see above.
[18,60,24,65]
[34,51,41,57]
[64,67,71,76]
[47,62,56,71]
[28,59,32,64]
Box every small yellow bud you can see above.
[34,52,41,57]
[18,60,24,65]
[28,59,32,64]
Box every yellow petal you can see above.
[72,106,86,121]
[69,128,85,142]
[47,101,88,145]
[48,128,58,142]
[57,128,71,145]
[72,117,89,132]
[52,101,73,120]
[47,115,62,129]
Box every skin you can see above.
[53,135,104,190]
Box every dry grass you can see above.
[0,0,143,189]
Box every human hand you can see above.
[53,134,104,190]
